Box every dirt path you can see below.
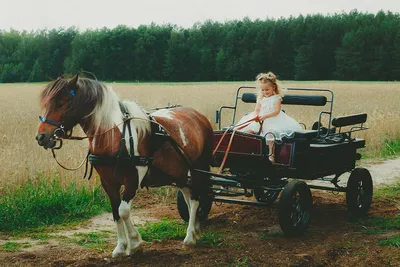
[364,158,400,185]
[1,159,399,267]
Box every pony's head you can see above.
[36,74,102,149]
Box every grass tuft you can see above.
[138,219,225,247]
[375,182,400,201]
[197,231,225,247]
[70,232,111,251]
[378,234,400,248]
[138,218,187,241]
[0,176,110,232]
[0,242,32,252]
[382,138,400,159]
[356,216,400,235]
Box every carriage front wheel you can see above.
[176,189,213,222]
[278,180,313,237]
[346,167,373,217]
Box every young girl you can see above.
[237,72,301,162]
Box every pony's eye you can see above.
[55,102,63,109]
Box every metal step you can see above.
[213,197,270,207]
[210,177,242,187]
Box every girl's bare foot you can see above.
[269,155,275,163]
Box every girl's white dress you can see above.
[236,95,302,141]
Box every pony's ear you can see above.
[67,73,79,89]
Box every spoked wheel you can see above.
[176,189,213,223]
[253,187,280,205]
[278,180,313,237]
[346,168,373,217]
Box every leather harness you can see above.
[86,102,192,180]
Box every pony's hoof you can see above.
[128,242,143,256]
[182,240,196,249]
[112,245,128,258]
[112,250,127,258]
[194,231,202,241]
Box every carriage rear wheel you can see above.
[346,168,373,217]
[176,189,213,223]
[278,180,313,237]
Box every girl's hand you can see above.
[258,115,265,121]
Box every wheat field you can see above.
[1,81,400,188]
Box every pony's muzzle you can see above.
[36,132,56,149]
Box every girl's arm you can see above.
[254,102,261,116]
[259,98,281,121]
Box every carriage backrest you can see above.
[241,93,327,106]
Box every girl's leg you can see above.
[268,141,275,163]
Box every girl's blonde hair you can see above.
[255,72,282,102]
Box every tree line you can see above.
[1,10,399,83]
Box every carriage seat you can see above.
[290,130,318,142]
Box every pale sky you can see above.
[2,0,400,31]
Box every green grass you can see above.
[381,138,400,159]
[197,231,225,247]
[356,216,400,235]
[138,218,225,247]
[378,234,400,248]
[375,182,400,200]
[70,232,111,251]
[0,176,110,232]
[259,231,283,240]
[0,242,32,252]
[138,218,187,241]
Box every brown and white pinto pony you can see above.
[36,74,214,257]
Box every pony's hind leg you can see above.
[180,187,201,247]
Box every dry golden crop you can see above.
[1,81,399,187]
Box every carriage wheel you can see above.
[278,180,313,237]
[176,189,213,223]
[253,187,280,205]
[346,168,373,217]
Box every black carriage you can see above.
[177,86,372,236]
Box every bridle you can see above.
[38,115,69,149]
[38,89,80,149]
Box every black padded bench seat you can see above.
[241,93,327,106]
[290,130,318,141]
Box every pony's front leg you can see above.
[113,217,129,257]
[98,168,131,258]
[118,199,143,255]
[102,184,129,258]
[180,187,201,247]
[118,166,147,256]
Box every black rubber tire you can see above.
[278,180,313,237]
[176,189,213,223]
[346,168,373,217]
[253,187,280,205]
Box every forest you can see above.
[0,10,399,82]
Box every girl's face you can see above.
[261,83,275,97]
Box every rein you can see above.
[213,116,262,174]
